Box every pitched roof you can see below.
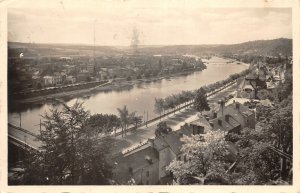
[246,72,258,80]
[153,137,169,151]
[212,118,239,132]
[189,115,212,133]
[227,116,240,128]
[226,102,254,117]
[212,102,254,132]
[237,77,245,89]
[153,125,194,155]
[163,132,183,155]
[113,144,159,184]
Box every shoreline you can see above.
[10,68,204,108]
[9,56,247,111]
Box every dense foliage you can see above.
[117,105,142,137]
[193,88,210,113]
[155,121,172,137]
[22,102,114,185]
[153,68,251,117]
[168,64,293,185]
[167,130,232,184]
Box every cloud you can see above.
[7,0,292,45]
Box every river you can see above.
[8,57,249,134]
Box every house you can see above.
[77,70,90,82]
[43,75,54,86]
[113,143,159,185]
[53,72,62,85]
[112,123,202,185]
[112,108,248,185]
[236,75,256,99]
[66,75,76,84]
[237,63,269,99]
[210,100,255,134]
[87,63,95,74]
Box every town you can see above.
[5,2,293,188]
[8,45,206,103]
[8,43,293,185]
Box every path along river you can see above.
[8,57,249,134]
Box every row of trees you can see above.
[154,90,195,119]
[154,68,251,117]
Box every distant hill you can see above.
[137,38,292,56]
[8,38,292,58]
[8,42,122,58]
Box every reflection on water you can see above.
[8,57,249,134]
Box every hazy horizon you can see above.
[8,0,292,46]
[8,37,292,48]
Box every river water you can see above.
[8,57,249,134]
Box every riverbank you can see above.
[9,56,249,132]
[10,67,204,107]
[92,69,201,92]
[109,81,238,156]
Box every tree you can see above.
[87,114,120,135]
[117,105,136,137]
[154,98,164,120]
[126,76,132,81]
[136,74,142,79]
[24,101,113,185]
[167,130,232,185]
[165,95,175,114]
[257,89,271,100]
[154,121,172,137]
[228,127,282,185]
[193,88,210,113]
[131,115,143,129]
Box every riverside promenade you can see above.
[109,82,237,155]
[8,80,237,155]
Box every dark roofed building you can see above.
[112,120,204,185]
[211,101,255,134]
[212,115,241,133]
[113,143,159,185]
[237,65,268,99]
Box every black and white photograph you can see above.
[0,0,298,191]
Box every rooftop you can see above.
[226,102,254,117]
[113,145,159,184]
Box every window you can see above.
[184,155,187,163]
[146,171,150,177]
[178,156,181,161]
[146,180,149,185]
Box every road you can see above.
[8,82,237,155]
[109,83,237,155]
[8,124,41,150]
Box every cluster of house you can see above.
[112,100,255,185]
[33,72,77,89]
[237,63,286,99]
[31,62,98,89]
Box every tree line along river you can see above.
[8,56,249,134]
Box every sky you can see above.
[7,0,292,46]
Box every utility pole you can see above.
[19,112,22,128]
[35,119,42,134]
[146,111,148,127]
[40,119,42,133]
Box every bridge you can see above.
[8,123,41,152]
